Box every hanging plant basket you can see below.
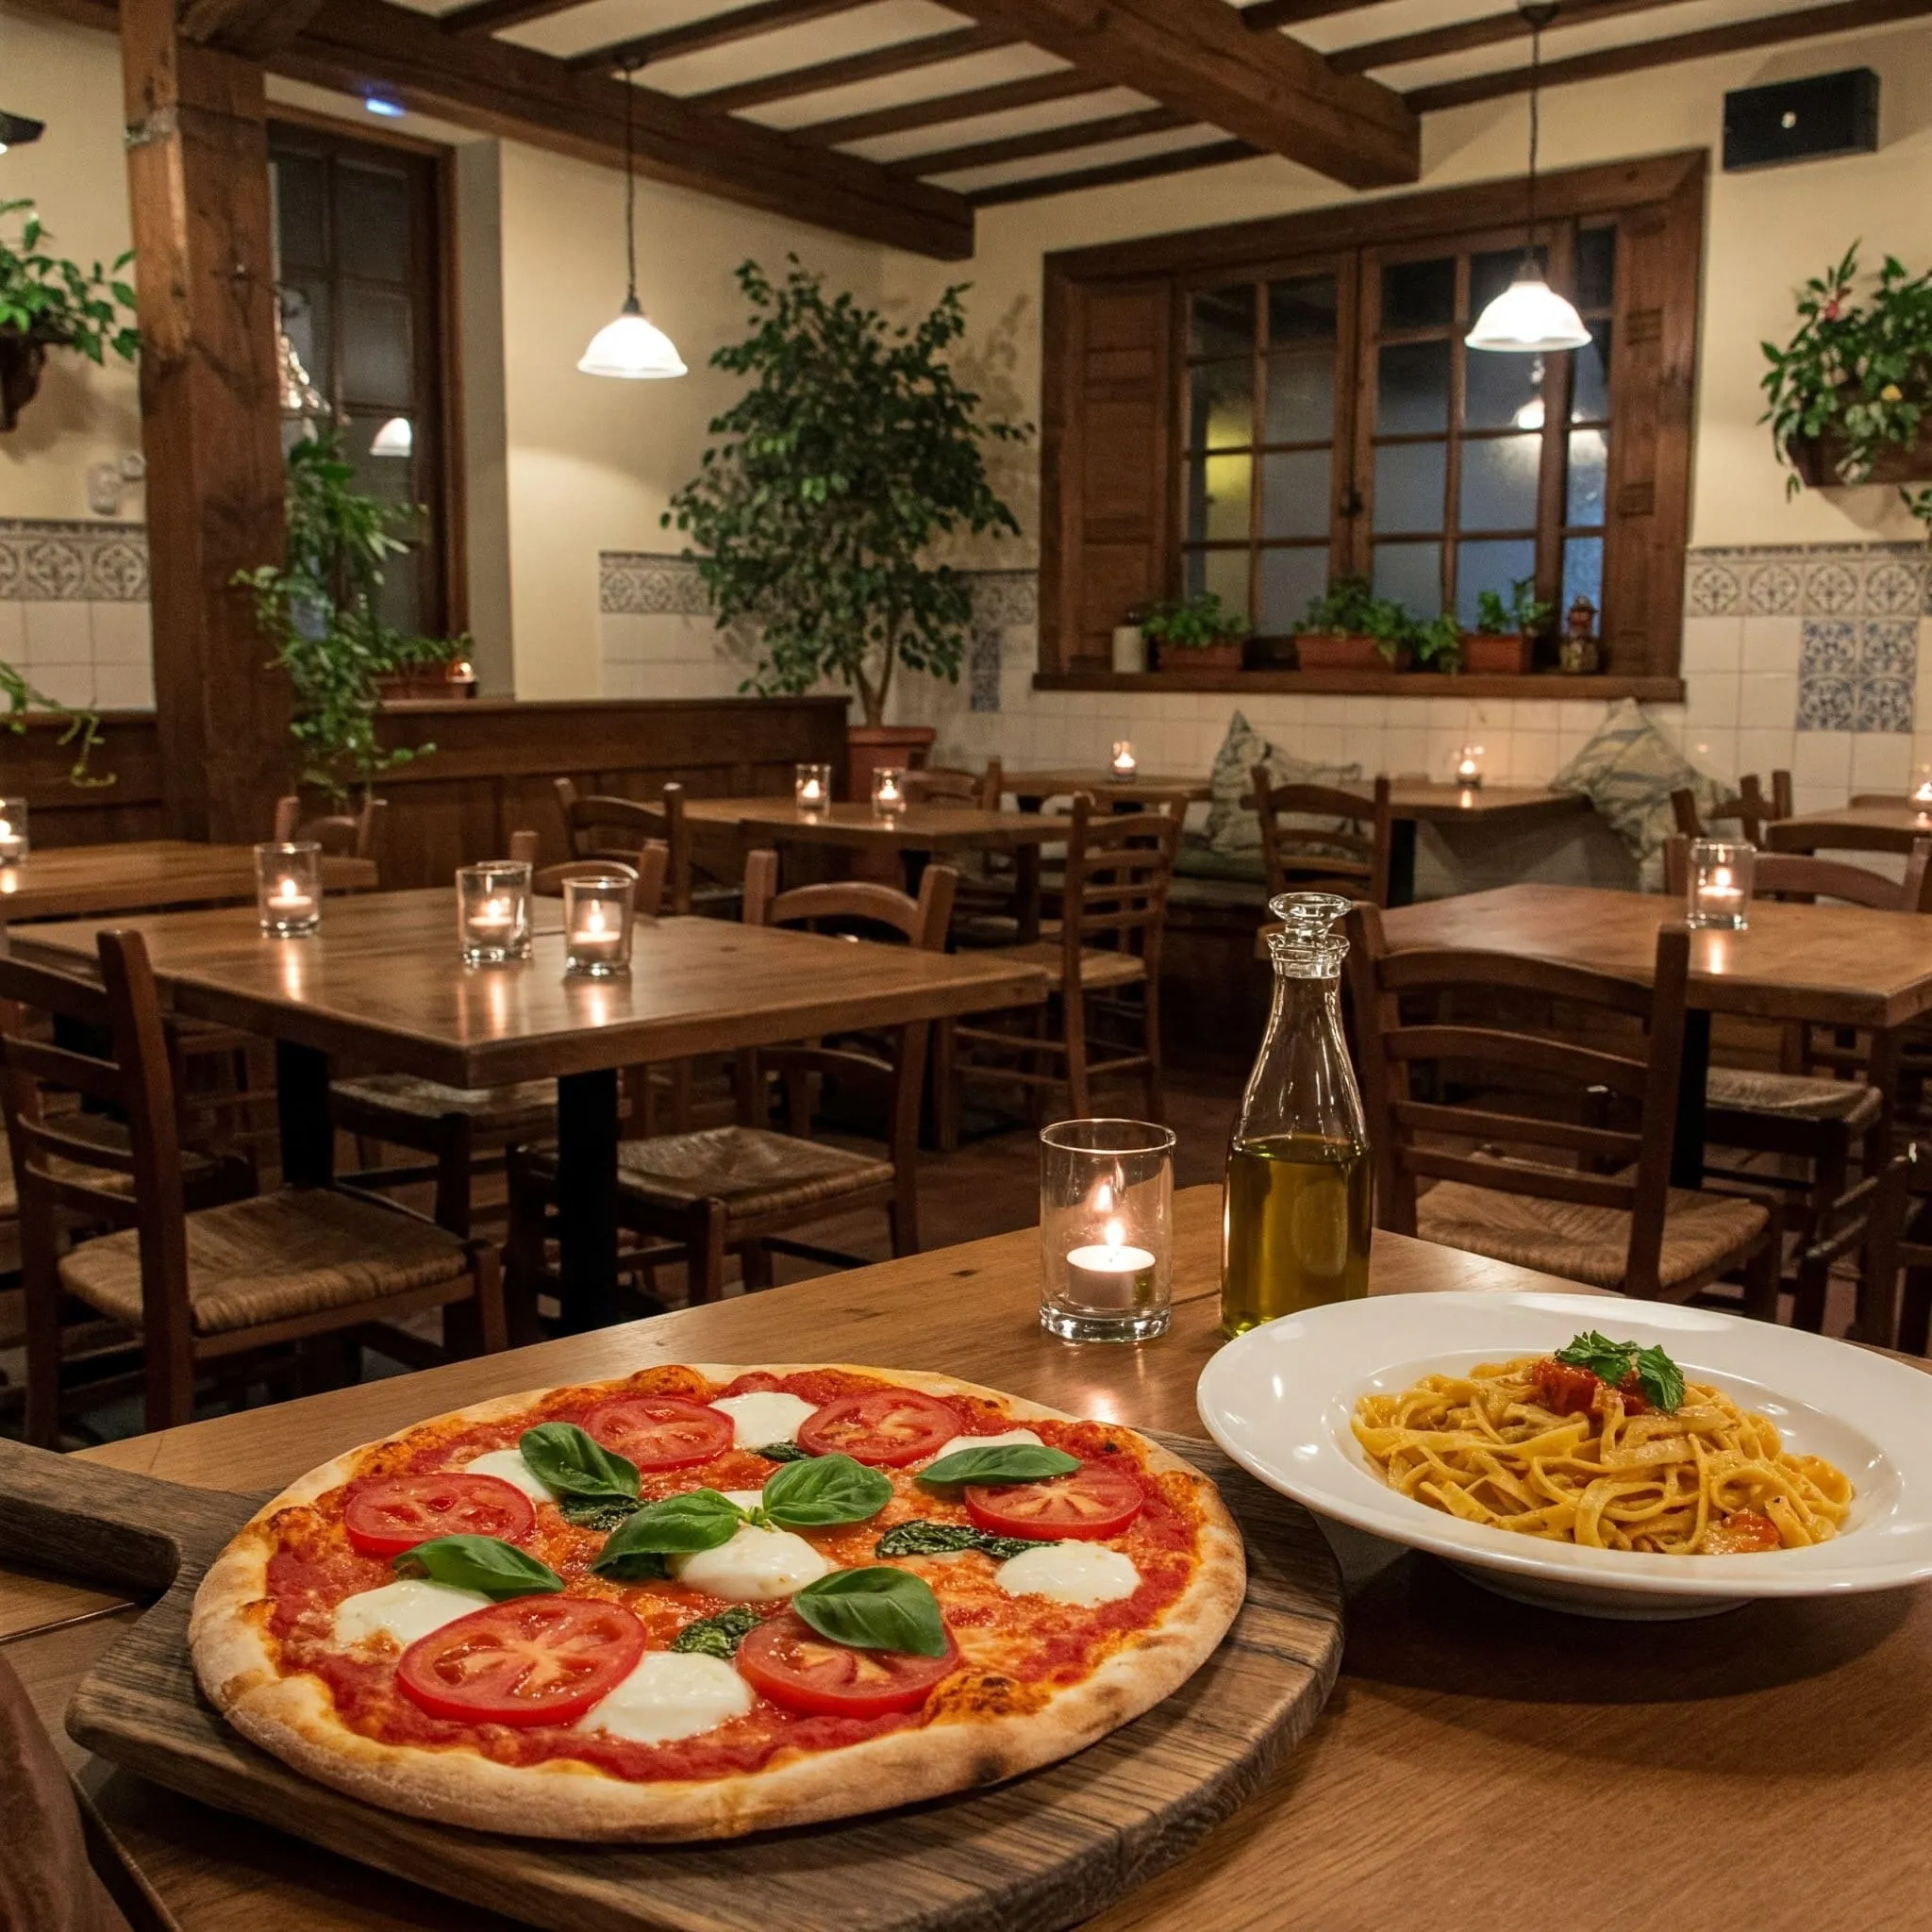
[1787,410,1932,489]
[0,327,49,434]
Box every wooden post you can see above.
[121,0,290,843]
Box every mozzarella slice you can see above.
[672,1521,833,1602]
[332,1579,491,1649]
[929,1427,1042,1463]
[575,1652,754,1744]
[460,1446,560,1503]
[712,1391,819,1449]
[994,1543,1140,1607]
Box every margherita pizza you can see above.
[191,1362,1245,1840]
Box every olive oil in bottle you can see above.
[1221,893,1373,1339]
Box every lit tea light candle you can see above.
[1913,771,1932,821]
[0,799,28,863]
[1109,740,1138,781]
[563,874,635,977]
[256,840,323,935]
[570,899,624,963]
[452,658,475,682]
[872,767,907,817]
[266,876,315,921]
[456,861,533,962]
[1686,839,1753,932]
[468,894,514,939]
[1063,1216,1157,1309]
[794,762,831,811]
[1453,746,1483,791]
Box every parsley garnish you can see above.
[875,1521,1040,1561]
[1553,1331,1686,1413]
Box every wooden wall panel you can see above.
[0,714,168,850]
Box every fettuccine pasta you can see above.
[1352,1345,1854,1555]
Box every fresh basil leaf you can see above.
[671,1604,763,1661]
[559,1495,638,1532]
[1553,1332,1683,1414]
[393,1536,563,1600]
[519,1422,640,1503]
[791,1567,948,1657]
[592,1489,742,1579]
[760,1452,893,1528]
[1632,1343,1686,1415]
[757,1442,811,1463]
[875,1520,1040,1562]
[919,1444,1081,1488]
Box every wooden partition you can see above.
[0,712,168,849]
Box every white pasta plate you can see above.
[1195,1290,1932,1619]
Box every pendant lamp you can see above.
[1466,4,1591,355]
[579,61,686,380]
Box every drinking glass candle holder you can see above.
[1453,745,1483,790]
[794,762,833,812]
[1686,839,1754,930]
[1109,740,1138,781]
[457,861,532,963]
[1913,762,1932,820]
[872,766,908,817]
[255,841,323,936]
[563,874,636,977]
[1039,1119,1175,1342]
[0,798,26,863]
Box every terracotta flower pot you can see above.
[1292,632,1407,672]
[1461,631,1535,675]
[1153,638,1246,673]
[0,329,49,434]
[846,724,935,805]
[1788,412,1932,489]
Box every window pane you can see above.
[1567,427,1609,525]
[1571,321,1611,422]
[1468,245,1545,323]
[1187,452,1253,543]
[1576,226,1616,311]
[1372,541,1441,614]
[275,157,327,269]
[1459,434,1541,530]
[1381,257,1455,331]
[339,163,411,284]
[1185,547,1251,622]
[1456,540,1538,627]
[1262,449,1331,538]
[1191,285,1255,359]
[341,283,413,407]
[1262,547,1330,634]
[1263,350,1333,442]
[1189,358,1254,450]
[1464,348,1544,432]
[1563,536,1604,618]
[1376,341,1451,435]
[1267,275,1337,344]
[1374,441,1446,533]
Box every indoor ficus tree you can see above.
[665,258,1028,728]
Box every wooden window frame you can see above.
[1038,151,1705,700]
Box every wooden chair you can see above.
[273,793,387,868]
[508,849,956,1305]
[939,794,1180,1136]
[1344,903,1781,1310]
[0,932,506,1441]
[553,776,737,917]
[330,844,671,1235]
[1252,768,1392,907]
[1669,770,1790,843]
[905,761,1002,808]
[1765,816,1925,860]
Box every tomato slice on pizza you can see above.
[584,1393,735,1470]
[965,1462,1144,1541]
[796,1389,960,1466]
[736,1612,960,1718]
[341,1472,537,1557]
[396,1597,646,1727]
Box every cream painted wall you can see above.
[494,143,884,698]
[884,15,1932,562]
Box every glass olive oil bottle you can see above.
[1221,893,1372,1337]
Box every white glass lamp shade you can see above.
[578,297,687,379]
[370,414,413,458]
[1465,263,1591,354]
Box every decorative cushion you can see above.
[1549,698,1724,890]
[1205,711,1361,858]
[1705,1066,1883,1129]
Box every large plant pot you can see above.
[846,724,935,805]
[1462,631,1535,675]
[0,329,49,434]
[1153,639,1246,673]
[1292,632,1407,672]
[1788,413,1932,489]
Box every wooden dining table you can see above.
[0,840,376,925]
[1770,800,1932,852]
[3,1184,1925,1931]
[9,889,1046,1331]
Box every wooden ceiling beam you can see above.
[437,0,591,35]
[1333,0,1686,75]
[938,0,1418,189]
[890,104,1190,179]
[1239,0,1363,30]
[968,137,1255,207]
[270,0,973,257]
[566,0,874,75]
[1406,0,1932,110]
[693,25,1017,113]
[175,0,328,58]
[793,70,1109,148]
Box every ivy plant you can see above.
[1760,242,1932,530]
[0,198,139,372]
[0,663,109,787]
[236,429,463,805]
[664,258,1027,728]
[1140,591,1248,649]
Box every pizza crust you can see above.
[191,1363,1246,1840]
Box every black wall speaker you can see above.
[1723,69,1879,172]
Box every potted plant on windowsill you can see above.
[1464,577,1552,675]
[1141,591,1249,672]
[1292,576,1383,670]
[0,199,138,433]
[1762,242,1932,529]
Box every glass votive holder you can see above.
[457,860,532,964]
[1912,761,1932,821]
[1686,839,1754,930]
[0,797,28,862]
[872,766,908,817]
[562,873,635,977]
[794,762,833,812]
[1453,744,1483,790]
[1109,740,1138,780]
[1039,1119,1175,1342]
[255,841,323,936]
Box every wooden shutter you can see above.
[1039,275,1175,673]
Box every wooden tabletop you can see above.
[0,841,376,924]
[11,891,1047,1089]
[5,1185,1925,1931]
[682,798,1073,851]
[1773,802,1932,843]
[1005,769,1213,805]
[1384,781,1587,824]
[1382,882,1932,1028]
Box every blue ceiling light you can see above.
[364,94,407,119]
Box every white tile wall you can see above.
[0,519,153,711]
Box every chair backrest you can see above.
[273,794,387,870]
[1671,770,1790,843]
[1344,902,1691,1300]
[1059,793,1180,976]
[554,776,697,913]
[1662,833,1932,911]
[1252,768,1392,907]
[905,761,1002,810]
[740,847,956,952]
[1766,815,1929,860]
[508,830,668,915]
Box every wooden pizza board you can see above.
[0,1430,1342,1932]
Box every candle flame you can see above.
[1104,1216,1125,1250]
[0,819,11,841]
[1713,866,1731,890]
[587,902,608,935]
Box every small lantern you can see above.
[563,873,636,977]
[1109,741,1138,781]
[794,762,832,812]
[255,841,323,937]
[1686,839,1754,931]
[457,861,533,964]
[0,798,26,864]
[872,767,908,817]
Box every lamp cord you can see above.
[623,57,639,307]
[1521,2,1557,266]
